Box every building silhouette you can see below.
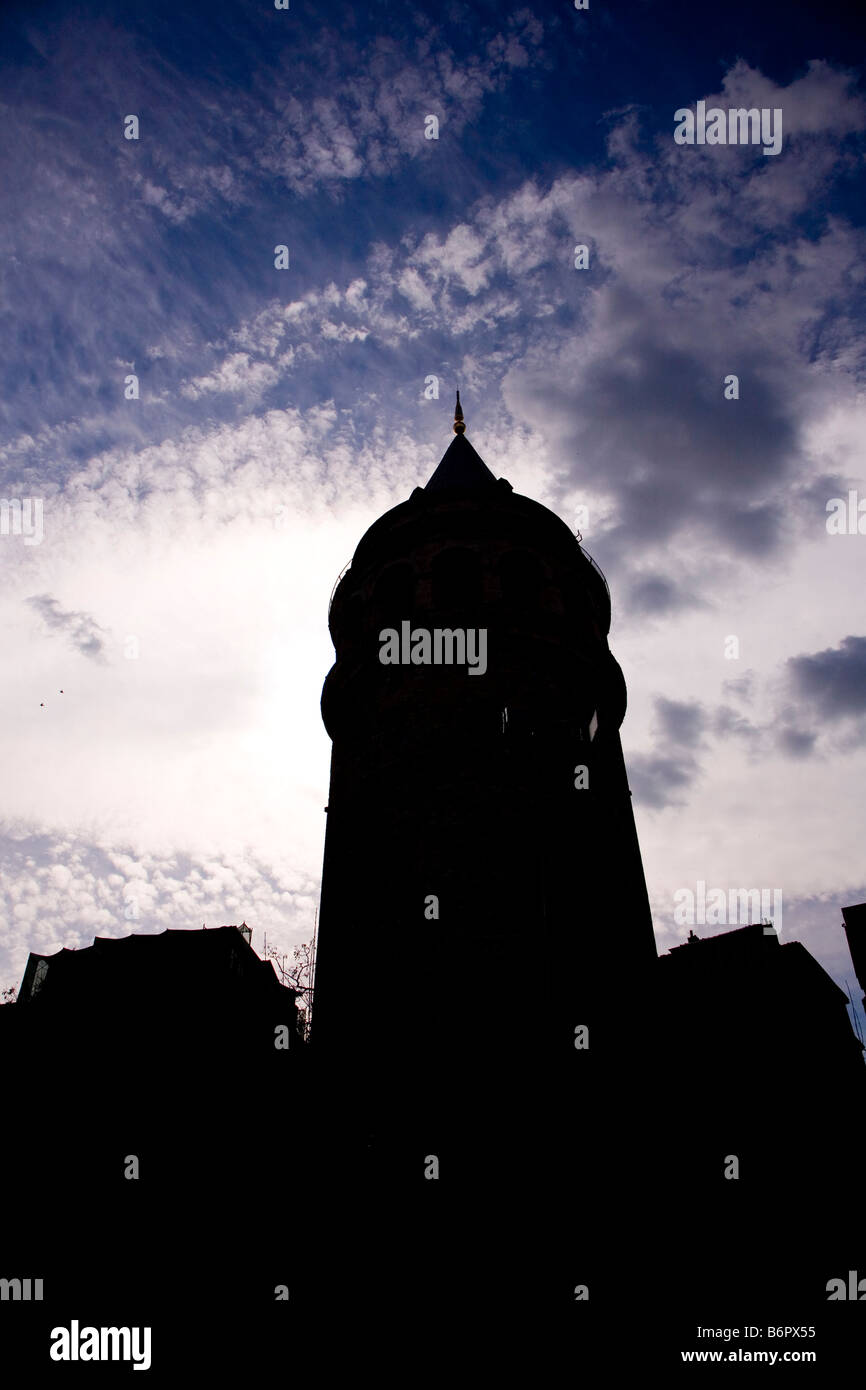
[656,921,864,1183]
[5,923,303,1193]
[1,924,305,1370]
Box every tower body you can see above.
[313,430,657,1181]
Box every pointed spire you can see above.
[422,388,505,492]
[425,393,497,493]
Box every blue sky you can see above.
[1,0,865,1043]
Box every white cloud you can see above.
[180,352,281,403]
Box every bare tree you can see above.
[265,941,314,1042]
[0,985,17,1005]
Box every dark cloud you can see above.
[513,327,802,572]
[627,696,707,808]
[628,751,700,809]
[712,640,866,759]
[655,697,707,748]
[27,594,108,663]
[627,574,696,616]
[787,635,866,719]
[777,726,817,758]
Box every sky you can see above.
[1,0,865,1043]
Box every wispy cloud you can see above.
[27,594,109,662]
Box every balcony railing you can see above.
[328,561,352,614]
[579,544,610,599]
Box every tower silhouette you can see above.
[312,397,657,1269]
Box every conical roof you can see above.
[425,396,498,492]
[425,433,498,492]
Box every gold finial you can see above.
[453,389,465,434]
